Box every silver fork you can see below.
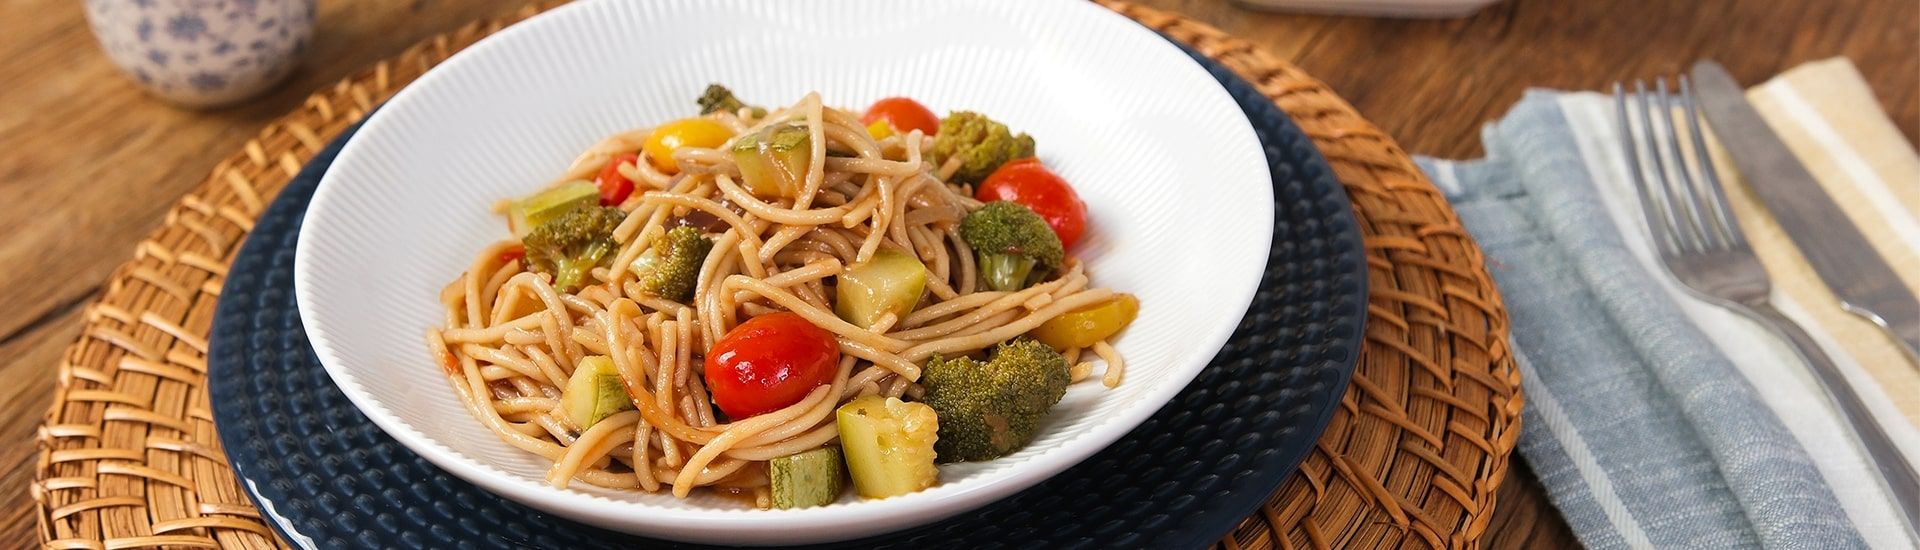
[1615,77,1919,531]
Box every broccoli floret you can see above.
[959,201,1064,292]
[929,112,1035,184]
[523,206,625,293]
[697,84,759,116]
[920,339,1069,462]
[629,226,714,302]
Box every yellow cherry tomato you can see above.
[865,120,894,140]
[644,117,734,173]
[1028,293,1139,350]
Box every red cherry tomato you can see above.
[860,97,940,136]
[595,153,639,206]
[704,312,840,419]
[497,245,525,265]
[975,159,1088,247]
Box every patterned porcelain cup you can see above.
[82,0,315,108]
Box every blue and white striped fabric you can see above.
[1415,92,1888,549]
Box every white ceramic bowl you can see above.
[295,0,1273,544]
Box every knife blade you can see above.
[1690,60,1920,365]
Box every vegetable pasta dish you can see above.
[427,86,1139,509]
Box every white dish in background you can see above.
[295,0,1273,544]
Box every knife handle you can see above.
[1904,333,1920,367]
[1748,302,1919,535]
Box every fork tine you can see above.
[1655,77,1721,251]
[1637,80,1693,254]
[1617,81,1680,257]
[1679,75,1750,250]
[1649,78,1710,253]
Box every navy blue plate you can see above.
[208,43,1365,549]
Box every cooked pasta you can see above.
[428,88,1136,507]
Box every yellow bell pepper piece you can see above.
[1028,293,1139,350]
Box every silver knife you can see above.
[1691,60,1920,366]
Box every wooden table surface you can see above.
[2,0,1912,547]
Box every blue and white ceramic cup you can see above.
[83,0,315,108]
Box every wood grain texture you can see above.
[1,306,82,550]
[1151,0,1919,158]
[1,0,1912,547]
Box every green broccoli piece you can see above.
[920,339,1070,462]
[697,84,761,116]
[929,111,1035,184]
[628,226,714,302]
[958,201,1064,292]
[523,206,626,293]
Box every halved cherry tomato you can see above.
[975,159,1088,247]
[860,97,940,137]
[704,312,840,419]
[497,245,526,265]
[595,153,639,206]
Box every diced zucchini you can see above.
[834,248,927,330]
[508,180,600,238]
[835,396,939,499]
[770,447,844,509]
[561,355,633,429]
[730,123,811,198]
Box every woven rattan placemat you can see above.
[33,2,1522,548]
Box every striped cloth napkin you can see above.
[1416,58,1920,549]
